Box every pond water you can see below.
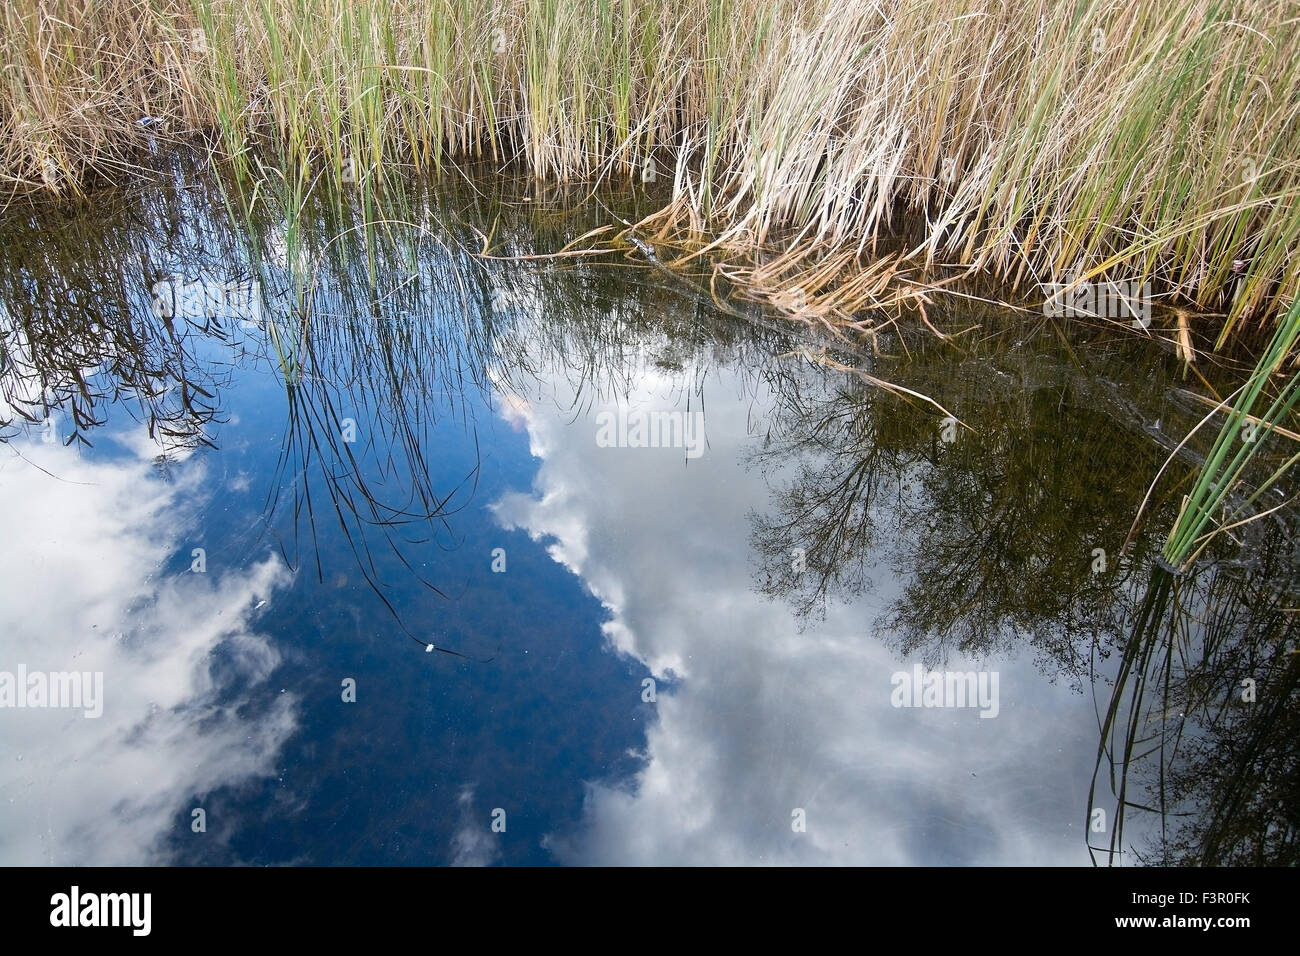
[1,154,1296,866]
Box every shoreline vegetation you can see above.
[2,0,1298,559]
[2,2,1296,330]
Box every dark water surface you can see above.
[1,156,1296,866]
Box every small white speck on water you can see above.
[426,644,434,653]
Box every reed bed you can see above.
[2,0,1298,336]
[1143,296,1300,569]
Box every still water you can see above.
[1,155,1296,866]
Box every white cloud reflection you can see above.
[494,358,1096,865]
[0,434,296,865]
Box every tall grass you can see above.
[1158,296,1300,569]
[2,0,1299,333]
